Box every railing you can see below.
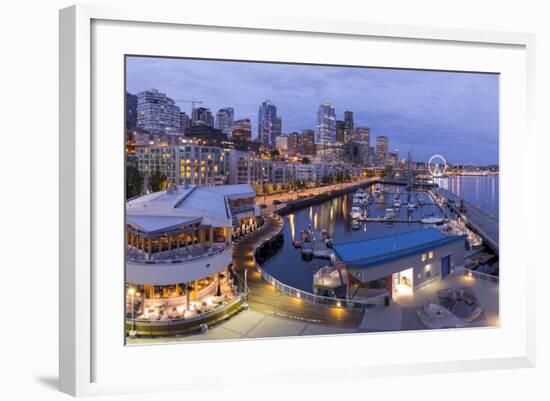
[256,264,387,311]
[126,295,245,337]
[127,243,229,265]
[453,267,499,284]
[248,213,388,311]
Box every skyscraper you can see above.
[344,111,354,143]
[126,92,137,130]
[180,112,190,134]
[274,116,282,139]
[335,120,345,144]
[215,107,234,135]
[137,89,181,135]
[192,107,214,127]
[316,101,336,146]
[258,100,278,148]
[287,132,301,156]
[301,129,316,155]
[375,136,389,166]
[355,126,370,145]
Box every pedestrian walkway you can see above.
[232,213,363,328]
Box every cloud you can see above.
[126,56,499,165]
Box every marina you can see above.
[261,177,498,295]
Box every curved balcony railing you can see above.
[127,242,229,265]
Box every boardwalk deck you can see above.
[232,215,363,328]
[436,188,499,254]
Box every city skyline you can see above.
[126,56,499,165]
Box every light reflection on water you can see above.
[437,176,499,217]
[262,184,443,292]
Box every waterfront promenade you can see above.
[232,213,364,328]
[436,188,499,254]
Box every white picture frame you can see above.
[59,4,536,397]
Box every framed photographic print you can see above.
[60,4,536,397]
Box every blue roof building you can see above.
[333,229,466,299]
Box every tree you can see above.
[269,149,280,160]
[302,157,311,164]
[126,166,142,199]
[148,167,167,193]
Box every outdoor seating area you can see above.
[127,274,240,322]
[416,286,483,329]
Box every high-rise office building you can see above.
[355,126,370,145]
[215,107,234,135]
[258,100,278,148]
[386,150,399,167]
[126,92,137,130]
[137,89,181,135]
[301,129,316,156]
[275,134,288,154]
[180,112,190,134]
[344,111,355,143]
[230,118,252,141]
[274,116,282,139]
[287,132,301,156]
[375,136,389,166]
[335,120,345,144]
[316,101,336,145]
[192,107,214,127]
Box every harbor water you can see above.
[262,176,499,293]
[261,183,445,293]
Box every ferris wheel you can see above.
[428,154,447,178]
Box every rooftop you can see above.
[126,184,256,229]
[333,228,466,269]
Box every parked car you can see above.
[272,199,282,205]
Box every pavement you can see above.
[128,273,499,345]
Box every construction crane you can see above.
[174,98,203,113]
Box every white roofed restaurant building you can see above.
[125,184,260,337]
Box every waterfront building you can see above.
[192,107,215,127]
[125,184,260,335]
[228,150,263,186]
[301,129,316,156]
[230,118,252,141]
[215,107,234,135]
[333,228,466,300]
[258,100,278,148]
[275,134,289,154]
[335,120,345,144]
[135,143,229,187]
[375,135,389,167]
[126,92,137,130]
[137,89,181,135]
[287,132,302,156]
[316,101,337,148]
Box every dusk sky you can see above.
[126,56,499,165]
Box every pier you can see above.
[434,188,499,254]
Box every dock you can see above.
[435,188,499,254]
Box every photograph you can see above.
[124,56,500,344]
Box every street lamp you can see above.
[128,287,136,338]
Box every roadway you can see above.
[436,188,499,254]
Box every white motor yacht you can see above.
[352,188,369,206]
